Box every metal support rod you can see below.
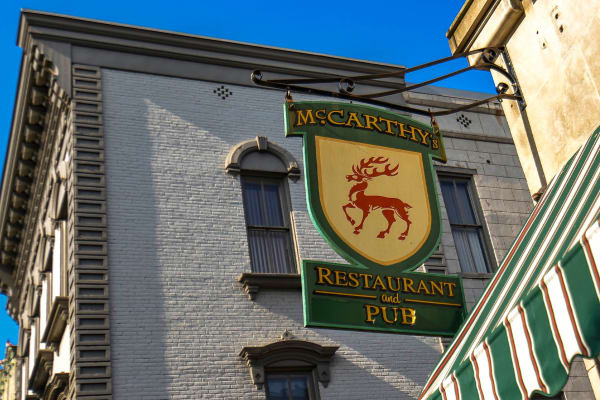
[251,47,523,117]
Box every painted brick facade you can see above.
[102,69,535,399]
[4,12,594,400]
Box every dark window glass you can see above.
[242,176,295,273]
[266,373,313,400]
[531,393,563,400]
[439,176,491,273]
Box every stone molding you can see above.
[29,348,53,393]
[447,0,523,54]
[0,45,69,315]
[41,296,68,345]
[43,372,69,400]
[458,272,495,279]
[442,130,514,144]
[17,11,406,90]
[238,273,301,300]
[240,338,338,389]
[67,64,112,399]
[225,136,301,181]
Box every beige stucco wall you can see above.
[502,0,600,188]
[449,0,600,193]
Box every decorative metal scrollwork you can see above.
[251,47,522,117]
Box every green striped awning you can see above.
[420,127,600,400]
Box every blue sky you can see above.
[0,0,495,360]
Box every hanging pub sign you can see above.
[284,101,466,336]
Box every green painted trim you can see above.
[301,260,466,337]
[285,101,445,272]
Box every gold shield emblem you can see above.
[316,137,431,266]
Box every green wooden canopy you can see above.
[420,127,600,400]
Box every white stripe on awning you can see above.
[506,305,546,397]
[543,267,586,362]
[471,342,497,400]
[440,374,459,400]
[539,278,570,370]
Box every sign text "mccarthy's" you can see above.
[294,108,440,150]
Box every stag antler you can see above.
[357,157,399,179]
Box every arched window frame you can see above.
[227,137,302,299]
[225,136,300,181]
[240,336,338,397]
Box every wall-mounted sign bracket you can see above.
[252,47,522,117]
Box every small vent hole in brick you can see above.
[214,85,233,100]
[457,113,472,128]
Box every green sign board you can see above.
[284,101,466,336]
[302,261,466,336]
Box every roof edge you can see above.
[17,9,407,74]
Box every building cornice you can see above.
[446,0,523,55]
[0,45,69,315]
[17,10,406,88]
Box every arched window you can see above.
[240,334,338,399]
[226,137,300,274]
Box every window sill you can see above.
[43,372,69,400]
[238,273,301,300]
[29,349,53,392]
[457,272,494,280]
[42,296,68,345]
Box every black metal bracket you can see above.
[251,47,523,117]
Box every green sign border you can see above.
[301,260,467,337]
[285,101,445,272]
[283,101,468,336]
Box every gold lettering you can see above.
[444,282,457,297]
[396,123,420,142]
[402,277,417,293]
[364,304,380,323]
[409,126,421,142]
[432,139,439,149]
[348,272,360,288]
[430,281,444,296]
[364,114,382,132]
[417,280,431,295]
[387,276,401,291]
[327,110,345,125]
[316,266,334,285]
[345,112,365,128]
[359,273,373,289]
[381,306,398,324]
[315,109,326,125]
[396,122,410,138]
[418,129,430,145]
[296,109,316,126]
[400,308,416,325]
[380,293,401,304]
[379,117,397,134]
[334,270,348,287]
[371,275,387,291]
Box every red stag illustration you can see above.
[342,156,412,240]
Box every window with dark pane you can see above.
[241,175,296,273]
[265,372,316,400]
[439,175,491,273]
[531,393,563,400]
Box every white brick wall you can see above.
[101,67,549,399]
[103,69,445,399]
